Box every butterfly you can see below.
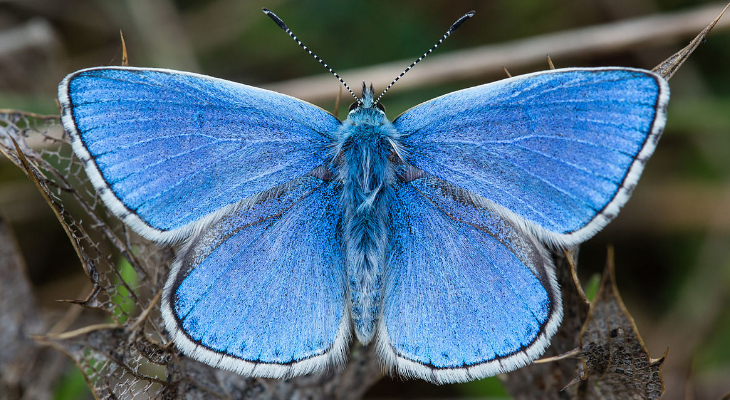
[57,9,668,384]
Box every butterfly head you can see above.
[348,82,385,115]
[337,81,401,160]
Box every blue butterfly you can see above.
[57,9,668,384]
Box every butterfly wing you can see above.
[393,67,669,246]
[59,67,340,243]
[377,175,561,383]
[162,173,348,377]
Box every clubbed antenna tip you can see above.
[262,8,289,32]
[450,11,475,32]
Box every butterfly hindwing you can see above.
[377,175,562,384]
[394,67,668,246]
[161,174,348,377]
[59,67,340,243]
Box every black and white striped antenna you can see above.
[374,11,475,105]
[263,8,360,103]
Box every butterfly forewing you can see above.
[394,68,668,246]
[59,67,340,243]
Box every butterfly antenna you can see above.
[263,8,359,103]
[374,11,475,105]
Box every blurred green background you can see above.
[1,0,729,399]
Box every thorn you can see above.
[502,65,512,78]
[547,55,555,70]
[334,85,342,117]
[120,30,128,67]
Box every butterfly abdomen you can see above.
[338,113,397,344]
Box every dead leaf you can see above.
[0,214,68,399]
[652,2,730,80]
[573,248,667,400]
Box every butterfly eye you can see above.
[349,102,359,111]
[376,103,386,112]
